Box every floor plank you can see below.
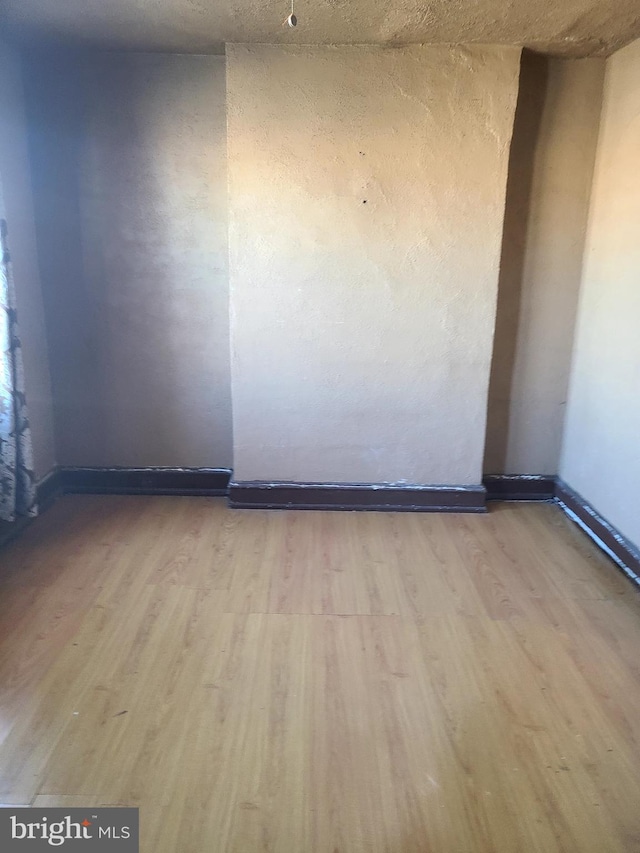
[0,496,639,851]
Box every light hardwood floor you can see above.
[0,496,639,852]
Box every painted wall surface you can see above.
[560,38,640,548]
[227,44,521,485]
[0,42,56,479]
[24,52,232,468]
[485,55,604,475]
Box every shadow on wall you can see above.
[23,50,232,468]
[484,51,549,474]
[22,51,101,462]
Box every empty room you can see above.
[0,0,639,849]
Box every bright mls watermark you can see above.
[0,809,138,851]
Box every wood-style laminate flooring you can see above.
[0,496,639,852]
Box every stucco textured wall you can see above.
[485,55,604,475]
[0,42,56,479]
[227,44,520,485]
[560,38,640,548]
[24,52,232,468]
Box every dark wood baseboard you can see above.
[228,481,487,512]
[7,467,639,594]
[484,474,556,501]
[37,467,64,511]
[60,467,232,496]
[554,479,640,585]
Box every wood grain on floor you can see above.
[0,496,639,851]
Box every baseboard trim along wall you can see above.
[228,481,487,512]
[4,468,638,590]
[59,467,232,496]
[555,479,640,586]
[485,474,640,586]
[36,467,65,511]
[484,474,556,501]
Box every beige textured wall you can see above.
[560,38,640,548]
[24,52,232,468]
[227,44,520,485]
[0,42,56,479]
[485,54,604,474]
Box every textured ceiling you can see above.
[2,0,640,57]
